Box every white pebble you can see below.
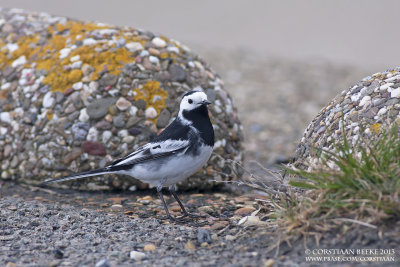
[71,60,82,69]
[139,50,149,57]
[1,82,10,90]
[152,37,166,48]
[238,216,265,226]
[390,87,400,98]
[6,43,18,53]
[70,55,80,62]
[12,55,26,68]
[130,251,146,261]
[72,82,83,90]
[118,129,129,138]
[149,56,159,64]
[79,108,89,122]
[0,112,11,124]
[87,127,99,141]
[359,95,371,106]
[126,42,144,52]
[380,83,394,91]
[102,131,112,143]
[167,46,179,54]
[129,106,138,116]
[123,136,135,143]
[0,126,7,135]
[42,92,55,108]
[377,107,387,116]
[83,38,97,46]
[59,48,71,59]
[145,107,157,119]
[350,92,361,102]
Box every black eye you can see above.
[188,99,193,104]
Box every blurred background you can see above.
[1,0,399,167]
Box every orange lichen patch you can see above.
[0,20,149,92]
[133,81,168,123]
[46,110,54,120]
[370,123,381,134]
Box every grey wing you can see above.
[108,140,190,168]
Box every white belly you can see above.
[125,145,213,188]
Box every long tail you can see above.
[39,168,114,186]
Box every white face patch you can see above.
[179,91,209,112]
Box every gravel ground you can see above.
[2,49,399,266]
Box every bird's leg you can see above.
[157,189,177,221]
[169,189,205,219]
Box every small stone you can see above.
[79,108,89,122]
[95,259,110,267]
[96,121,112,130]
[197,206,214,214]
[169,64,186,82]
[184,240,195,250]
[116,97,131,111]
[0,112,11,124]
[145,107,157,119]
[238,216,266,227]
[129,106,138,116]
[110,204,123,211]
[197,228,212,244]
[102,131,112,143]
[83,141,106,156]
[128,127,142,136]
[149,56,159,64]
[156,109,171,128]
[12,55,26,68]
[148,47,160,56]
[82,64,94,76]
[210,221,228,231]
[129,251,146,261]
[71,123,89,141]
[3,145,12,158]
[43,92,55,108]
[359,95,371,106]
[225,235,235,241]
[152,37,166,48]
[391,87,400,98]
[8,205,17,211]
[64,103,76,114]
[72,82,83,90]
[234,207,255,216]
[113,115,125,128]
[86,127,99,141]
[63,148,82,165]
[100,73,118,87]
[53,249,64,259]
[143,244,156,252]
[87,98,116,120]
[263,259,275,267]
[126,42,144,52]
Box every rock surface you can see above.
[0,8,242,190]
[295,67,400,168]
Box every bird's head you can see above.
[179,90,211,112]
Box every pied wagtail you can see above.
[41,90,215,221]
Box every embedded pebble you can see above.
[42,92,55,108]
[79,108,89,122]
[0,112,11,123]
[151,37,166,48]
[145,107,157,119]
[197,228,212,244]
[143,244,156,252]
[87,98,116,120]
[130,251,146,261]
[126,42,143,52]
[116,97,131,111]
[83,141,106,156]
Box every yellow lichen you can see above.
[133,81,168,123]
[370,123,381,134]
[0,20,151,93]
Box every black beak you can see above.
[202,100,212,105]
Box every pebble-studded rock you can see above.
[295,67,400,168]
[0,8,243,190]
